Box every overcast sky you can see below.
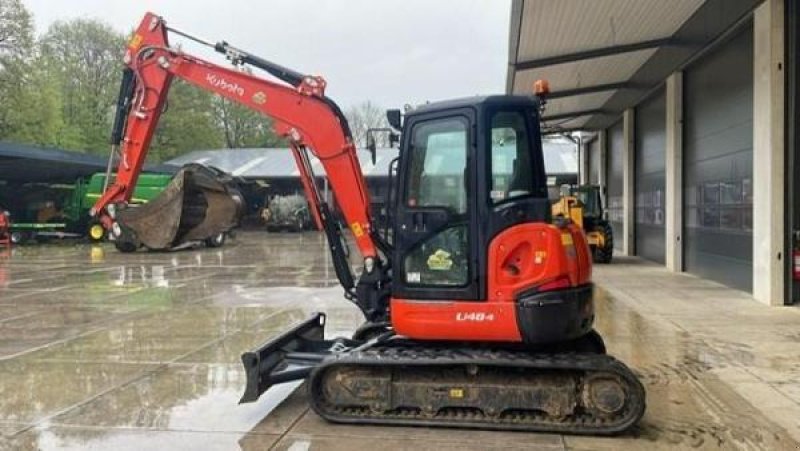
[22,0,511,110]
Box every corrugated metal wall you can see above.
[634,88,666,264]
[683,24,754,292]
[607,120,625,251]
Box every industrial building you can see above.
[508,0,798,304]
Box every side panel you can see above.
[391,299,522,342]
[634,88,667,264]
[607,120,625,251]
[391,222,592,342]
[683,24,754,292]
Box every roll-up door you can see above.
[607,120,624,252]
[683,24,753,292]
[635,89,666,264]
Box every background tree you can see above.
[38,19,125,153]
[1,64,63,146]
[151,80,224,161]
[0,0,35,140]
[212,97,285,149]
[345,101,390,148]
[0,0,32,62]
[0,4,374,163]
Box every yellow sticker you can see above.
[449,388,464,399]
[129,34,143,51]
[534,250,547,264]
[561,233,574,246]
[427,249,454,271]
[350,222,364,238]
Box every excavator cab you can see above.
[391,97,550,300]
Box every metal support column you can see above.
[753,0,786,305]
[623,109,636,256]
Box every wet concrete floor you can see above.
[0,232,798,450]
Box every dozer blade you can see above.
[116,164,243,250]
[239,312,360,404]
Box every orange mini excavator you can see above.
[104,13,645,434]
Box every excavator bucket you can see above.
[116,163,243,251]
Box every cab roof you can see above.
[407,95,542,117]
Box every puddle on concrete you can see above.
[7,371,300,450]
[1,232,799,450]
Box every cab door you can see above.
[392,108,479,300]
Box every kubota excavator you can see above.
[106,13,646,434]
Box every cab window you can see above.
[489,111,534,204]
[406,117,468,213]
[403,116,470,287]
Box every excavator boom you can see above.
[92,13,377,259]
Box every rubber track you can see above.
[308,345,646,435]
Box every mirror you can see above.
[386,109,402,130]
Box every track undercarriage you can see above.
[240,313,646,435]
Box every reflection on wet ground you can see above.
[0,234,799,450]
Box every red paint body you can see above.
[392,223,592,342]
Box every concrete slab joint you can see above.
[665,72,684,273]
[753,0,785,306]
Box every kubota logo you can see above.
[206,73,245,97]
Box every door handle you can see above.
[412,212,425,232]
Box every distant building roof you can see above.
[167,147,396,178]
[0,142,178,184]
[0,141,105,184]
[167,141,577,179]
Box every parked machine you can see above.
[105,13,645,434]
[262,193,313,232]
[551,185,614,263]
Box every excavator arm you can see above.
[92,12,378,263]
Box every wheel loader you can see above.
[552,184,614,263]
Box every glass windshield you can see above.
[403,116,470,287]
[575,188,601,217]
[406,117,468,213]
[489,111,534,204]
